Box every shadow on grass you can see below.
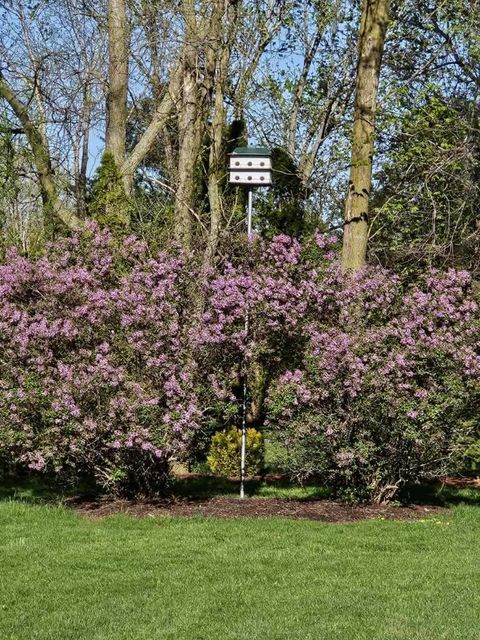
[2,473,479,507]
[0,475,99,505]
[0,473,330,505]
[166,475,331,501]
[400,482,480,508]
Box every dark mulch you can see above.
[69,495,446,523]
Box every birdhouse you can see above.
[228,147,272,186]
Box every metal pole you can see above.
[240,187,253,499]
[247,187,253,235]
[240,367,247,499]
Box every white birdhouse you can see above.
[228,147,272,186]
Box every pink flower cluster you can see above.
[1,226,478,500]
[0,224,199,491]
[196,233,479,500]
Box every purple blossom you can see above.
[0,225,478,499]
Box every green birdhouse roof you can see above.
[230,146,271,156]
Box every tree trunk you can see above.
[204,1,236,267]
[77,81,92,218]
[104,0,130,229]
[342,0,390,271]
[121,66,180,194]
[286,32,322,157]
[173,3,205,251]
[174,68,201,251]
[0,74,82,232]
[106,0,128,166]
[204,78,226,266]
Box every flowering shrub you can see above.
[0,224,200,495]
[266,267,480,502]
[195,234,338,431]
[199,234,480,502]
[0,226,478,501]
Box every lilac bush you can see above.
[265,265,480,502]
[0,224,200,494]
[0,226,478,500]
[199,235,480,501]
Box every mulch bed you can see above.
[69,496,446,523]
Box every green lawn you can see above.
[1,487,480,640]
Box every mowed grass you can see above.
[1,490,480,640]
